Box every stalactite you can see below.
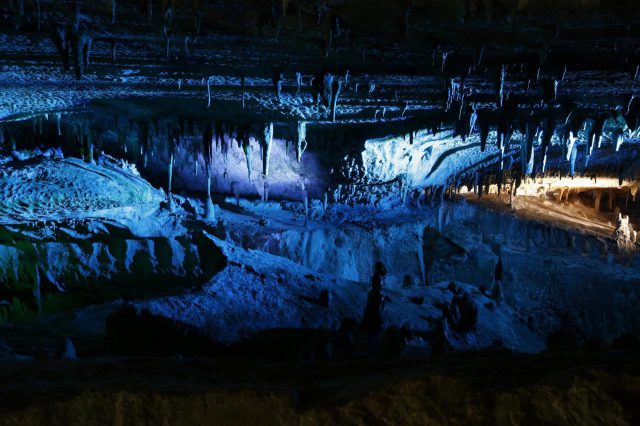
[15,0,24,29]
[592,116,605,152]
[110,0,117,24]
[35,0,41,31]
[146,0,153,23]
[215,121,223,151]
[615,133,624,152]
[226,180,238,205]
[302,184,309,221]
[569,142,577,177]
[521,116,536,175]
[331,79,343,122]
[540,117,553,172]
[184,36,191,56]
[272,68,283,99]
[242,133,252,181]
[296,121,307,163]
[86,127,95,164]
[474,172,479,195]
[167,127,175,211]
[241,74,246,109]
[85,37,93,69]
[608,189,614,211]
[262,122,273,176]
[51,25,71,72]
[325,29,332,58]
[441,50,449,73]
[469,108,478,136]
[203,122,215,220]
[594,190,602,212]
[479,113,489,152]
[263,179,269,202]
[498,65,506,107]
[138,121,150,168]
[446,79,460,111]
[163,26,171,60]
[498,140,506,172]
[207,76,213,108]
[110,40,117,63]
[322,192,328,215]
[624,98,639,134]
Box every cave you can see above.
[0,0,639,424]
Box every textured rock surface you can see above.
[0,352,638,426]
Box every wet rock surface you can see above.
[1,0,640,422]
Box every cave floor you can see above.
[0,349,638,425]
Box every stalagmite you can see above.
[296,121,307,162]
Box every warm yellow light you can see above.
[458,177,640,198]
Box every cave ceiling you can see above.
[1,0,639,195]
